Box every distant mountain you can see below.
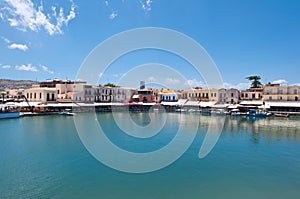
[0,79,38,90]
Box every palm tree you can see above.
[246,75,263,88]
[1,92,6,104]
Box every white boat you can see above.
[58,109,76,116]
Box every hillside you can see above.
[0,79,38,90]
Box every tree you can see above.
[246,75,263,88]
[1,92,6,104]
[103,83,117,87]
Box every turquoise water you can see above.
[1,113,300,198]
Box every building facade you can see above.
[218,88,240,104]
[263,83,300,101]
[240,88,263,101]
[24,87,57,102]
[181,88,219,102]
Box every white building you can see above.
[24,87,57,102]
[55,82,95,103]
[99,87,136,102]
[218,88,239,104]
[158,89,179,102]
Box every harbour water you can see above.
[1,112,300,198]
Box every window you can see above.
[39,93,42,99]
[294,89,298,94]
[231,93,234,97]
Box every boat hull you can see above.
[0,111,20,119]
[274,113,289,118]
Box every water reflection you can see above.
[197,114,300,142]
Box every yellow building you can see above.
[181,88,219,102]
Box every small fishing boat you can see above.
[246,109,271,118]
[230,109,242,116]
[274,113,289,118]
[58,109,76,116]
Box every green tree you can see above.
[246,75,263,88]
[1,92,6,104]
[103,83,117,87]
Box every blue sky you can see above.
[0,0,300,89]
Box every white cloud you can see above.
[1,64,11,69]
[164,78,180,85]
[1,36,10,43]
[148,76,157,82]
[139,0,153,11]
[15,64,38,72]
[41,65,54,74]
[109,11,118,19]
[1,0,76,35]
[8,43,28,51]
[184,79,205,88]
[272,79,288,85]
[223,82,250,90]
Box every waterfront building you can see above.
[181,88,219,102]
[98,86,136,102]
[24,87,57,102]
[158,88,179,102]
[218,88,240,104]
[111,87,136,102]
[7,89,24,100]
[240,87,263,101]
[263,83,300,101]
[131,88,159,103]
[70,83,94,102]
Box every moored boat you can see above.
[274,113,289,118]
[246,109,271,118]
[58,109,76,116]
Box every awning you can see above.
[15,102,41,107]
[240,101,263,106]
[199,101,217,107]
[211,104,228,108]
[265,102,300,108]
[184,101,199,106]
[161,101,180,106]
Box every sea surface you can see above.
[1,112,300,199]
